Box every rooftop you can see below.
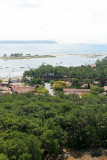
[0,91,12,94]
[1,82,8,85]
[63,88,90,92]
[10,83,25,87]
[104,86,107,91]
[12,86,35,94]
[65,81,72,86]
[0,87,11,91]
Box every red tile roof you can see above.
[1,82,8,85]
[81,84,88,88]
[81,84,94,88]
[63,88,90,92]
[0,91,12,94]
[0,87,11,91]
[63,75,68,78]
[90,64,96,68]
[11,83,25,87]
[65,81,72,86]
[12,86,35,94]
[104,86,107,91]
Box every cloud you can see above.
[39,27,48,30]
[19,2,42,8]
[0,0,107,43]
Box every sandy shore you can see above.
[0,55,56,60]
[0,53,107,60]
[55,53,107,56]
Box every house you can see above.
[90,84,94,87]
[0,86,12,94]
[81,84,88,88]
[81,84,94,88]
[11,86,35,94]
[0,82,9,87]
[104,86,107,92]
[0,91,12,95]
[61,75,69,81]
[10,83,25,87]
[94,81,99,84]
[10,78,20,83]
[0,87,11,91]
[1,78,8,82]
[65,81,72,87]
[63,88,90,96]
[63,75,68,78]
[90,64,96,68]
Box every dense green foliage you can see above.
[0,58,106,159]
[53,81,67,92]
[71,78,81,88]
[50,80,54,85]
[23,78,44,86]
[90,86,104,95]
[23,58,107,86]
[0,93,107,159]
[36,86,49,94]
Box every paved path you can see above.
[45,83,54,96]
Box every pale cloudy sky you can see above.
[0,0,107,43]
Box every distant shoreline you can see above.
[0,55,56,60]
[0,52,106,79]
[0,53,107,60]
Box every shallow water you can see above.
[0,44,107,78]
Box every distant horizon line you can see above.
[0,40,58,44]
[0,40,107,45]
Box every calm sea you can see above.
[0,44,107,78]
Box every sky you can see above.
[0,0,107,43]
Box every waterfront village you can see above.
[0,58,107,160]
[0,59,107,97]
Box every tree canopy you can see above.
[53,81,67,92]
[0,93,106,159]
[23,58,107,87]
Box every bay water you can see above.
[0,44,107,78]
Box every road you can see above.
[45,83,54,96]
